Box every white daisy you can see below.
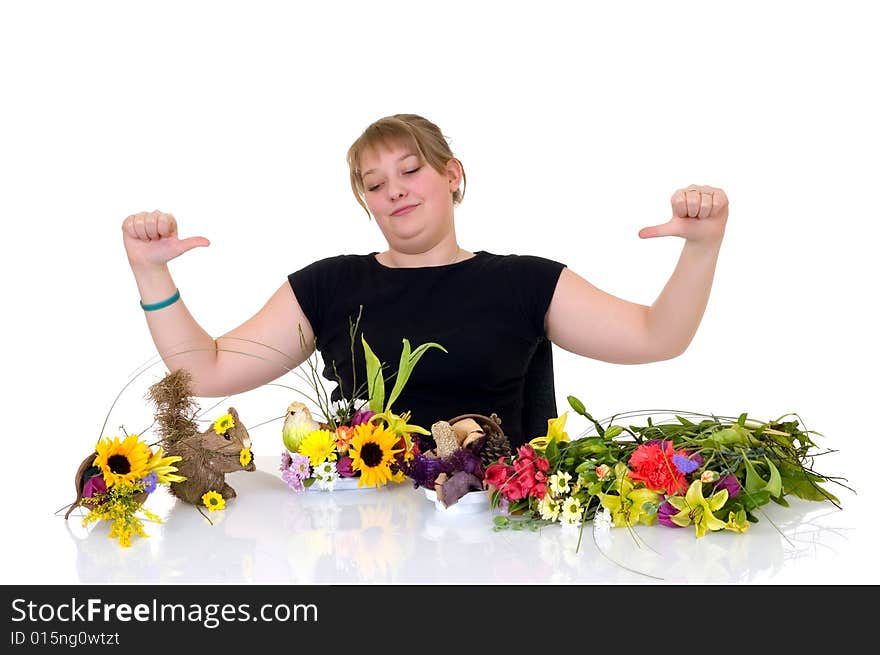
[548,471,572,496]
[560,496,583,525]
[314,460,339,491]
[538,495,561,522]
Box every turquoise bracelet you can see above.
[140,288,181,312]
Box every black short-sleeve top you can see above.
[288,250,566,447]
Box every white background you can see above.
[1,1,877,583]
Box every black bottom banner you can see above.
[1,584,869,647]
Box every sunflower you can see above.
[299,429,337,467]
[202,490,225,511]
[239,448,252,467]
[348,422,402,489]
[94,435,151,487]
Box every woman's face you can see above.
[359,142,461,252]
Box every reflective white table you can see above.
[60,456,864,585]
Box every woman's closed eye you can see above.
[367,167,421,192]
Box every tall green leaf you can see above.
[384,339,448,412]
[361,336,385,413]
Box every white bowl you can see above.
[423,487,490,515]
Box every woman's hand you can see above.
[638,185,729,246]
[122,210,210,269]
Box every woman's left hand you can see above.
[638,185,728,245]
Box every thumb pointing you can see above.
[178,236,211,253]
[638,221,675,239]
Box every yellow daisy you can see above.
[202,490,225,511]
[213,413,235,435]
[94,435,151,487]
[239,448,252,467]
[298,429,337,467]
[348,422,402,489]
[145,446,186,484]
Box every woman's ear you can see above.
[446,157,463,192]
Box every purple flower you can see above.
[672,453,702,475]
[657,495,685,528]
[83,474,106,499]
[446,448,484,477]
[281,468,305,492]
[82,474,108,507]
[140,471,159,494]
[280,451,292,471]
[401,453,448,489]
[336,456,356,477]
[351,408,375,426]
[289,453,311,479]
[714,474,742,499]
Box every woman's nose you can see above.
[387,182,406,200]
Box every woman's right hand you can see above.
[121,210,210,269]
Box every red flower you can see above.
[628,441,689,495]
[503,478,527,501]
[516,444,537,461]
[535,456,550,473]
[514,460,537,490]
[485,463,511,488]
[529,482,547,499]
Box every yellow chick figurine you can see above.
[282,402,321,453]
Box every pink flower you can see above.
[535,456,550,473]
[596,464,611,479]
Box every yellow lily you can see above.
[598,465,659,528]
[666,480,729,538]
[529,412,570,451]
[370,409,429,453]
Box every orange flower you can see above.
[335,425,354,452]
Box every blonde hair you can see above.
[347,114,467,220]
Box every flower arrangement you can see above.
[400,412,512,507]
[280,308,442,491]
[485,395,846,542]
[68,433,185,547]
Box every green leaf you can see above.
[743,457,765,494]
[544,438,560,463]
[763,457,783,499]
[737,412,748,427]
[361,336,385,413]
[493,515,510,528]
[739,489,771,511]
[384,339,447,412]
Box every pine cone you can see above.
[480,429,512,469]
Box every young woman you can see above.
[121,114,728,447]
